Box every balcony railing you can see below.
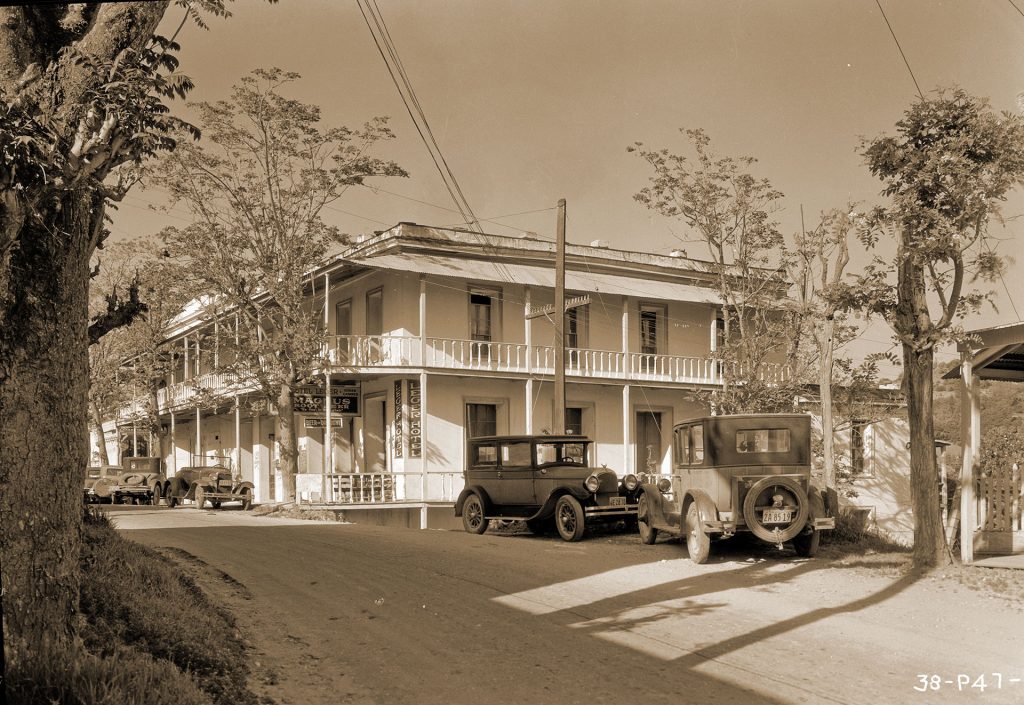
[138,335,789,415]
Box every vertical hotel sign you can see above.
[393,380,403,458]
[409,379,422,458]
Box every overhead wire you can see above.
[874,0,924,100]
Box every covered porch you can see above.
[949,322,1024,563]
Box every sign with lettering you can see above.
[393,380,404,458]
[409,379,422,458]
[292,382,361,416]
[304,417,342,428]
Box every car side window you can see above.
[691,424,705,464]
[501,442,532,467]
[474,444,498,466]
[736,428,790,453]
[536,443,558,465]
[675,427,690,466]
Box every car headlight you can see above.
[657,477,672,493]
[623,473,639,491]
[584,474,601,493]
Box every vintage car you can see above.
[636,414,834,562]
[454,434,640,542]
[163,464,254,510]
[108,456,165,505]
[83,465,122,503]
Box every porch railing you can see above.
[302,471,460,504]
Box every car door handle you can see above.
[497,471,502,478]
[539,468,547,474]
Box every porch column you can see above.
[195,406,202,465]
[419,275,427,365]
[253,412,263,502]
[183,335,189,381]
[234,396,241,477]
[960,352,981,564]
[420,371,429,529]
[324,271,333,502]
[525,286,532,374]
[525,378,534,434]
[621,297,630,379]
[170,410,177,473]
[623,384,632,474]
[709,308,719,383]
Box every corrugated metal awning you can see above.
[354,252,721,304]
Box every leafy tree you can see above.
[0,1,216,660]
[156,68,406,502]
[838,89,1024,568]
[630,129,800,413]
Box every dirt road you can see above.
[111,507,1024,705]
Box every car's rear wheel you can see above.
[462,493,489,535]
[194,485,205,509]
[239,487,253,511]
[685,502,711,564]
[554,495,585,542]
[793,490,825,557]
[165,481,179,508]
[637,492,658,545]
[151,483,162,506]
[211,500,221,510]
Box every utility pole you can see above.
[525,199,589,435]
[553,198,566,433]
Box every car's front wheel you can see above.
[554,495,585,542]
[194,485,205,509]
[462,493,489,535]
[151,483,162,506]
[165,481,179,508]
[239,486,253,511]
[685,502,711,564]
[637,492,658,545]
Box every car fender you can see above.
[682,489,718,530]
[455,486,493,516]
[233,481,255,494]
[535,485,591,519]
[638,483,672,530]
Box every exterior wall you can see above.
[836,417,914,546]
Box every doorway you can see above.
[363,394,387,474]
[636,411,663,475]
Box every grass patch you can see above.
[6,509,258,705]
[250,503,347,522]
[822,511,911,555]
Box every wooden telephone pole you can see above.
[525,199,589,434]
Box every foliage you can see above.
[155,68,406,499]
[630,129,801,413]
[976,425,1024,480]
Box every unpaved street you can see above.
[111,507,1024,705]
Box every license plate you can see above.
[609,496,626,506]
[762,509,792,524]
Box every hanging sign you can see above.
[304,417,343,428]
[393,381,404,457]
[409,379,422,458]
[293,382,361,416]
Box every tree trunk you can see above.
[91,399,110,465]
[903,342,947,568]
[276,382,298,502]
[819,317,836,510]
[0,192,92,663]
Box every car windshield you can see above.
[86,467,103,478]
[535,442,588,466]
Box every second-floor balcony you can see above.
[149,334,789,414]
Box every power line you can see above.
[1008,0,1024,19]
[874,0,924,100]
[356,0,483,234]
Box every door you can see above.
[363,395,387,474]
[492,440,534,509]
[636,411,663,476]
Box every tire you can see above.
[151,483,162,506]
[211,500,221,510]
[119,495,132,505]
[793,490,825,558]
[741,476,809,544]
[685,502,711,564]
[637,492,659,545]
[526,517,551,535]
[165,481,179,508]
[461,493,489,535]
[554,495,586,542]
[239,487,253,511]
[194,485,205,509]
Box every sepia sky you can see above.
[110,0,1024,371]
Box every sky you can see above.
[110,0,1024,375]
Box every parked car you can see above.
[109,456,165,505]
[163,465,254,510]
[636,414,834,562]
[455,434,640,541]
[83,465,121,503]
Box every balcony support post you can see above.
[419,275,427,366]
[234,396,241,478]
[195,406,202,465]
[325,271,333,503]
[623,384,632,474]
[525,378,534,434]
[524,286,532,375]
[170,410,177,473]
[419,371,429,528]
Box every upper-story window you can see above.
[366,288,383,336]
[639,303,665,356]
[335,299,352,363]
[469,289,499,342]
[565,304,588,349]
